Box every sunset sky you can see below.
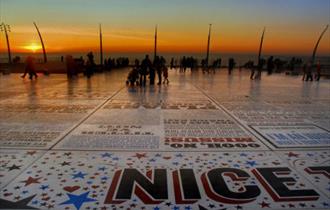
[0,0,329,55]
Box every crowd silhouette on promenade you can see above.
[19,52,324,83]
[126,55,169,86]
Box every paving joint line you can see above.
[191,82,274,151]
[0,86,125,190]
[48,86,125,150]
[191,82,330,199]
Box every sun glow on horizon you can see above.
[23,43,42,53]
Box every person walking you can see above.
[267,56,274,75]
[163,66,169,84]
[22,56,38,80]
[140,54,152,86]
[170,57,174,69]
[154,56,162,85]
[85,52,95,78]
[305,61,313,81]
[228,58,235,75]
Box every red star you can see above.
[26,151,36,156]
[130,203,137,207]
[287,152,299,157]
[259,201,270,208]
[134,153,147,159]
[21,176,42,186]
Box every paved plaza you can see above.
[0,69,329,210]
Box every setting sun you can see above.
[23,43,42,53]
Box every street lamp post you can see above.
[0,23,12,64]
[99,23,103,66]
[311,25,328,65]
[154,25,157,60]
[33,22,47,63]
[206,24,212,68]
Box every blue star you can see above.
[101,152,112,158]
[184,206,192,210]
[246,161,257,167]
[154,206,160,210]
[40,185,49,190]
[101,176,108,181]
[233,164,240,168]
[112,157,119,161]
[72,171,87,179]
[172,206,180,210]
[60,191,96,210]
[175,153,183,158]
[240,153,248,157]
[40,202,47,206]
[323,202,329,207]
[98,167,107,171]
[150,158,156,162]
[155,153,161,157]
[32,200,38,205]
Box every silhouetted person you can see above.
[170,57,174,69]
[305,61,313,81]
[22,56,37,80]
[65,55,76,78]
[154,56,162,85]
[61,56,64,62]
[140,54,152,86]
[255,58,265,80]
[149,66,155,85]
[163,66,169,84]
[127,60,140,86]
[267,56,274,75]
[302,63,307,81]
[181,56,186,73]
[104,59,108,69]
[159,56,166,84]
[228,58,235,75]
[315,61,321,81]
[86,52,95,78]
[201,59,206,73]
[217,58,222,68]
[289,57,296,71]
[250,68,255,80]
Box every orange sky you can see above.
[0,0,329,56]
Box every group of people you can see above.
[65,51,96,78]
[126,54,169,86]
[103,57,130,69]
[249,56,273,80]
[20,52,324,82]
